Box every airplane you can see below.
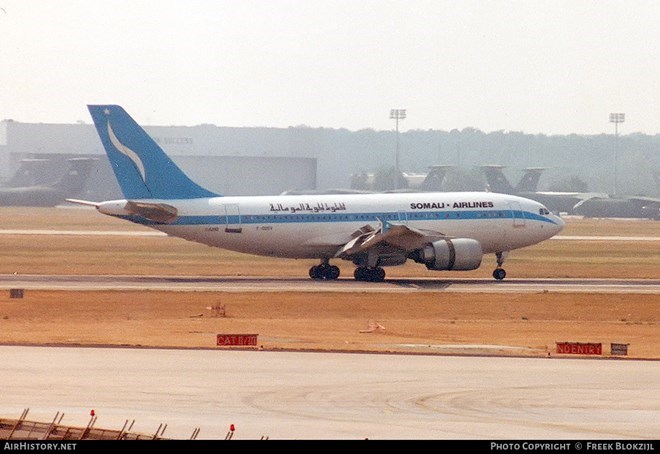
[282,165,455,195]
[418,165,452,191]
[481,165,606,215]
[345,165,482,194]
[1,158,52,188]
[0,157,95,207]
[569,165,660,220]
[67,105,564,282]
[573,195,660,220]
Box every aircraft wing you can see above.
[334,219,446,258]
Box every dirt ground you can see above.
[0,207,658,359]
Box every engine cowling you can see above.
[418,238,483,271]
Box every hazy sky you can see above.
[1,0,659,134]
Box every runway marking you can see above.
[0,274,657,294]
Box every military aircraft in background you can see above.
[0,157,95,207]
[345,165,483,194]
[481,165,543,195]
[283,166,455,196]
[481,165,606,215]
[573,195,660,220]
[414,165,487,192]
[574,168,660,220]
[482,165,660,220]
[1,158,52,188]
[417,165,453,191]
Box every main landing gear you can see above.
[492,251,507,281]
[309,259,340,280]
[354,266,386,282]
[308,260,386,282]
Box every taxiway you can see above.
[0,346,658,440]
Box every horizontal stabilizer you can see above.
[65,198,99,208]
[66,198,178,224]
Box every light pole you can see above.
[390,109,406,190]
[609,113,625,196]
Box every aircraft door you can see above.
[397,211,409,224]
[509,201,526,227]
[224,204,242,233]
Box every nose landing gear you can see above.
[493,251,507,280]
[492,268,506,280]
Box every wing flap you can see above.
[335,220,446,258]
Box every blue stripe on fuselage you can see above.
[117,209,560,226]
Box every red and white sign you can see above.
[556,342,602,355]
[217,334,258,346]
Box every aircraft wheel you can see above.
[354,267,372,281]
[354,267,385,282]
[310,264,341,280]
[326,265,340,280]
[493,268,506,280]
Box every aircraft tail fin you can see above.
[87,105,220,200]
[516,168,545,193]
[5,159,51,187]
[481,165,515,194]
[420,165,452,191]
[52,158,95,196]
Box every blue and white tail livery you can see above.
[87,105,218,199]
[70,104,565,282]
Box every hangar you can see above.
[0,120,317,201]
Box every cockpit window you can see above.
[539,208,550,215]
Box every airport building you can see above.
[0,120,318,200]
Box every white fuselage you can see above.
[99,191,564,260]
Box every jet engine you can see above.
[415,238,483,271]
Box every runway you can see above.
[0,346,658,440]
[1,273,658,294]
